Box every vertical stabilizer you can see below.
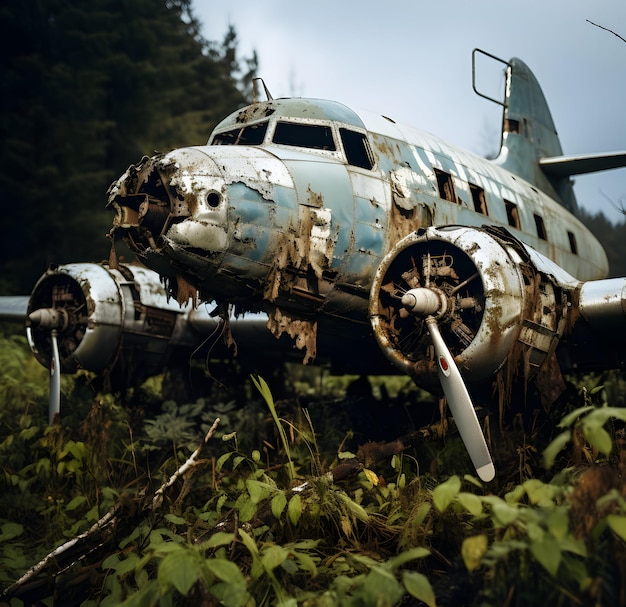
[491,57,578,212]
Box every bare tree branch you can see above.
[2,506,120,595]
[587,20,626,44]
[152,417,221,509]
[600,189,626,217]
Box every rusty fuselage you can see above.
[23,55,626,478]
[107,97,607,354]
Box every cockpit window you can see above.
[272,122,336,150]
[212,121,268,145]
[340,128,374,169]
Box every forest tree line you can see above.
[0,0,624,297]
[579,206,626,278]
[0,0,254,294]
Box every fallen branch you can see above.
[2,505,120,597]
[151,417,221,509]
[2,418,221,601]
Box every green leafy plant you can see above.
[544,384,626,468]
[1,334,626,606]
[251,374,297,481]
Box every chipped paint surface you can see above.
[107,95,610,383]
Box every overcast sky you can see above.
[197,0,625,224]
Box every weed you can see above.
[0,331,625,605]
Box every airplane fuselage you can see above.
[30,55,626,478]
[109,97,607,331]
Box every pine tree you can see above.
[0,0,252,294]
[578,208,626,278]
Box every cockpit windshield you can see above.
[210,117,374,170]
[212,121,268,145]
[272,122,336,151]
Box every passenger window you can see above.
[567,230,578,255]
[504,199,521,229]
[339,128,374,169]
[469,183,488,215]
[212,122,268,145]
[273,122,336,150]
[534,213,547,240]
[434,169,457,203]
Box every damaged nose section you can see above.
[107,153,180,253]
[107,148,228,256]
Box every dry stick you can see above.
[2,505,120,596]
[151,417,221,509]
[2,418,221,598]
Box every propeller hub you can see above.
[28,308,70,331]
[401,287,447,317]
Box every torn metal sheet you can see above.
[267,308,318,364]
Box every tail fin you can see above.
[500,57,564,161]
[476,50,626,214]
[491,56,580,211]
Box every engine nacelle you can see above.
[369,226,575,388]
[26,263,188,383]
[25,262,284,390]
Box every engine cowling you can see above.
[369,225,574,390]
[25,262,283,393]
[26,263,187,386]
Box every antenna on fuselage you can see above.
[471,48,509,107]
[252,77,273,102]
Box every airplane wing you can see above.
[6,262,397,411]
[0,296,29,321]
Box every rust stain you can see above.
[306,185,324,208]
[262,205,334,363]
[161,274,198,308]
[371,133,402,162]
[387,168,433,245]
[235,103,276,124]
[263,225,303,302]
[495,262,570,420]
[263,206,333,302]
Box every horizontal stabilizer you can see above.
[540,151,626,177]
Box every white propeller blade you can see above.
[49,329,61,424]
[426,316,495,482]
[29,308,66,424]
